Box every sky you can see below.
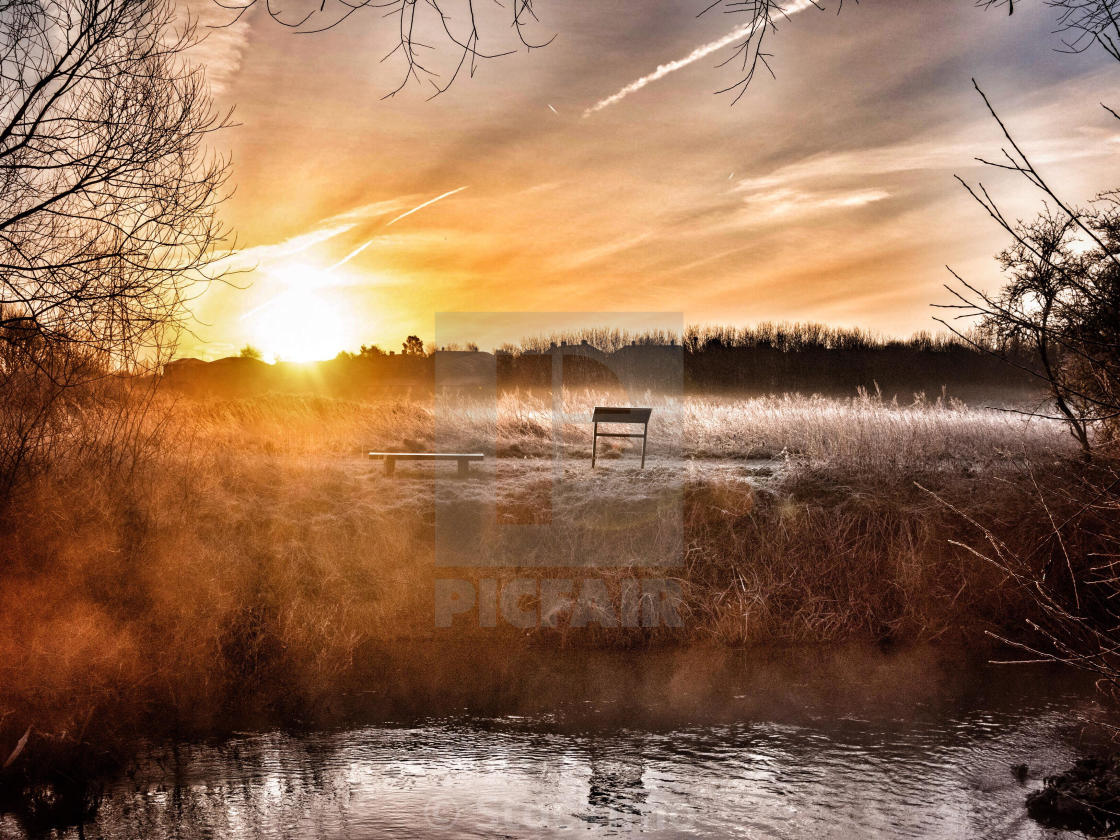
[181,0,1120,359]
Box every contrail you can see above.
[326,238,377,272]
[582,0,817,117]
[240,295,288,322]
[385,186,469,227]
[332,185,469,268]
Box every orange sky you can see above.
[182,0,1118,360]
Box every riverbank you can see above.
[0,389,1102,815]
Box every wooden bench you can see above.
[591,407,652,468]
[368,451,485,476]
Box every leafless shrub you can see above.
[932,24,1120,684]
[935,83,1120,455]
[921,463,1120,694]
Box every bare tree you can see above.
[981,0,1120,61]
[701,0,831,105]
[927,3,1120,687]
[933,81,1120,455]
[0,0,232,493]
[211,0,555,98]
[0,0,231,363]
[934,1,1120,452]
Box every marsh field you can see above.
[1,380,1107,772]
[11,0,1120,830]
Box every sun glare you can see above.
[249,264,354,362]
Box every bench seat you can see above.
[368,451,485,476]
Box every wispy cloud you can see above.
[319,187,471,272]
[194,222,353,327]
[743,186,892,217]
[724,131,1117,223]
[326,239,378,272]
[182,0,252,95]
[554,231,654,270]
[582,0,817,117]
[220,186,472,278]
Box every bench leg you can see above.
[385,457,395,476]
[641,431,647,469]
[458,459,469,477]
[591,423,598,468]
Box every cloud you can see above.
[732,76,1120,199]
[181,0,253,95]
[219,187,472,276]
[326,238,378,272]
[314,188,473,272]
[554,231,655,270]
[729,128,1120,213]
[582,0,818,117]
[742,187,892,217]
[202,185,480,333]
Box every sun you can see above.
[248,264,354,362]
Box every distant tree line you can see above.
[167,322,1041,400]
[679,324,1034,398]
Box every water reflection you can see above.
[583,748,646,824]
[1,646,1112,840]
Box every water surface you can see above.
[2,646,1110,839]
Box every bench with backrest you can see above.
[368,451,485,476]
[590,407,652,468]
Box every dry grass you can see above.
[684,390,1067,465]
[0,387,1086,782]
[174,387,1068,463]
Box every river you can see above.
[1,646,1111,839]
